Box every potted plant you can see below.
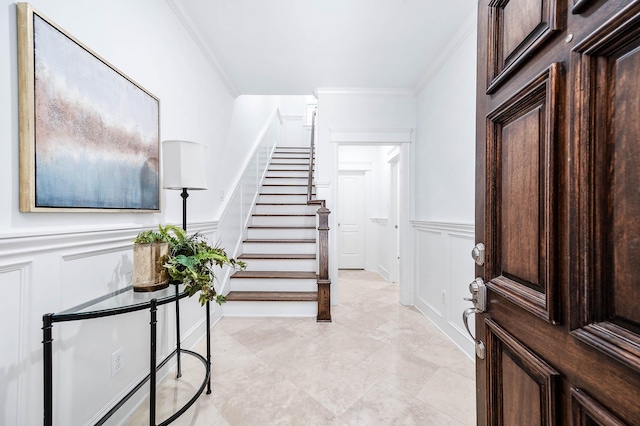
[132,228,170,292]
[158,225,245,305]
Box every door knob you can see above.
[471,243,485,266]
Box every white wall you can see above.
[278,95,315,147]
[0,2,279,424]
[412,9,477,358]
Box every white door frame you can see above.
[329,129,413,306]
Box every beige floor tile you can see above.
[315,328,384,365]
[416,367,476,425]
[365,320,432,353]
[414,337,476,380]
[269,316,345,343]
[208,368,341,425]
[255,334,328,378]
[125,270,477,425]
[333,307,391,335]
[356,345,439,396]
[290,359,379,416]
[340,381,465,426]
[125,384,228,426]
[228,320,297,353]
[214,317,265,335]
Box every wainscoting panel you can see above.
[0,222,219,426]
[412,221,475,358]
[0,260,32,426]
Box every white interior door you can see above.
[338,172,366,269]
[389,159,400,282]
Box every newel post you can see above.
[317,206,331,322]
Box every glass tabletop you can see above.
[53,283,186,321]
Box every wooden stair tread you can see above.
[252,214,315,217]
[244,238,316,243]
[231,271,317,279]
[260,193,308,196]
[226,291,318,302]
[256,202,310,206]
[264,176,309,179]
[248,225,315,229]
[238,253,316,260]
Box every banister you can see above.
[306,108,331,322]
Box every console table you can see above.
[42,284,212,425]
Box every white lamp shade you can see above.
[162,140,208,190]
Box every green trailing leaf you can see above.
[133,224,247,306]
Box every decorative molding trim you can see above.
[410,220,474,236]
[330,128,413,144]
[316,181,331,189]
[281,114,304,121]
[339,161,372,171]
[61,245,132,262]
[371,217,389,226]
[164,0,239,98]
[414,5,477,94]
[0,260,32,425]
[315,87,416,98]
[0,221,218,258]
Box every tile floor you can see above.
[125,270,476,425]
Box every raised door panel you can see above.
[570,2,640,373]
[487,0,561,93]
[571,389,626,426]
[486,64,560,323]
[486,319,559,425]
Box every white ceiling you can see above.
[179,0,477,95]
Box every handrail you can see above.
[306,108,331,322]
[307,109,316,203]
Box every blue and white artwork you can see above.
[32,13,159,210]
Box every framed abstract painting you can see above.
[17,3,161,212]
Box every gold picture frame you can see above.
[17,3,161,212]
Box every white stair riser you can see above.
[248,227,317,240]
[230,278,317,292]
[223,301,316,317]
[242,258,316,272]
[243,242,316,254]
[255,204,317,215]
[269,163,312,170]
[251,215,316,226]
[267,171,309,178]
[259,194,308,204]
[273,149,311,157]
[263,178,309,186]
[271,156,310,162]
[273,152,310,158]
[261,186,313,194]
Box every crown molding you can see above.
[165,0,239,98]
[314,88,416,98]
[413,6,477,94]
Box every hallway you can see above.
[125,271,476,425]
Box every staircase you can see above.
[224,147,320,317]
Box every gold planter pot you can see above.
[133,242,170,292]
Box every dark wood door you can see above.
[475,0,640,424]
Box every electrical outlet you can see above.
[219,189,225,201]
[111,348,124,377]
[441,289,447,305]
